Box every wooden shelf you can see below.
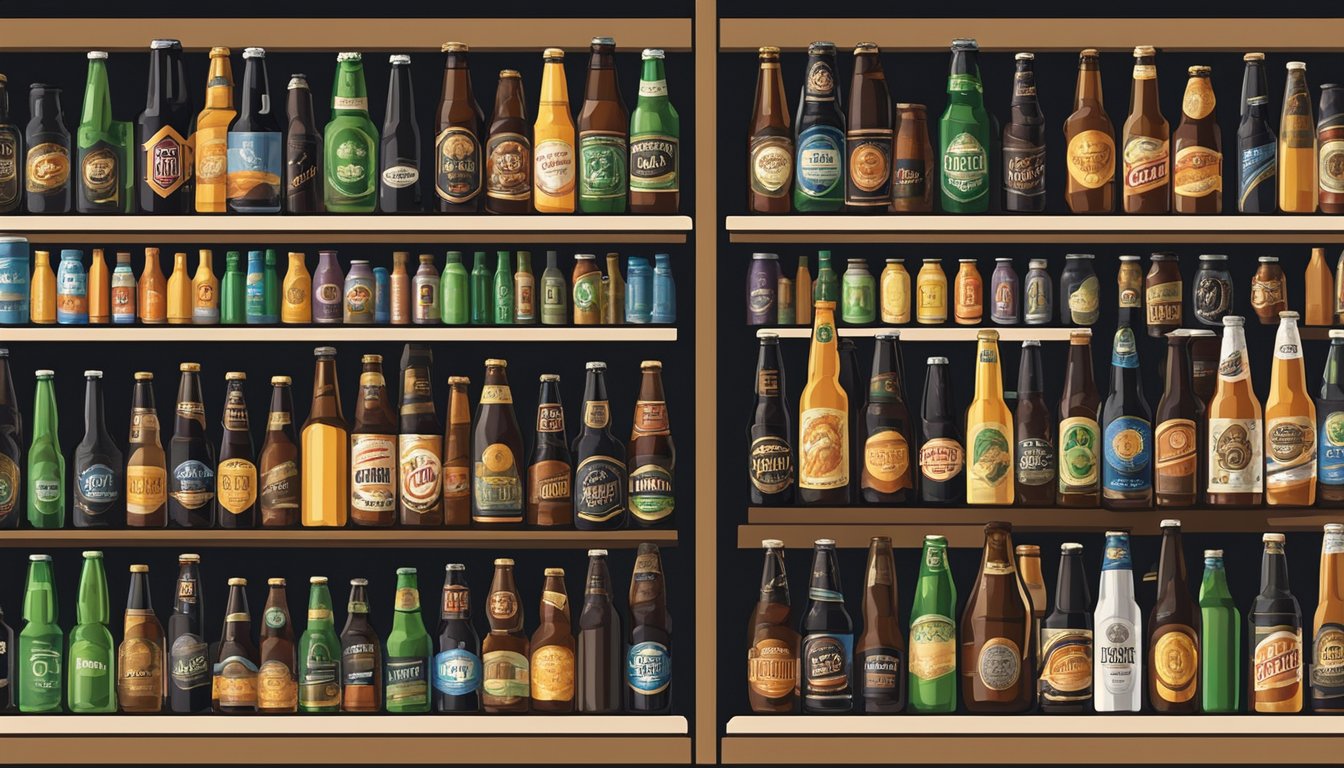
[725,215,1344,244]
[1,215,693,245]
[3,18,694,52]
[757,327,1076,341]
[0,529,676,549]
[1,326,677,343]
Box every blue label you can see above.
[1102,416,1152,492]
[227,131,283,177]
[808,587,844,602]
[432,649,480,695]
[77,463,118,502]
[173,460,214,491]
[1238,141,1276,209]
[801,632,853,700]
[1320,409,1344,485]
[626,641,671,695]
[795,124,844,198]
[1111,326,1139,368]
[1101,533,1132,571]
[246,270,266,318]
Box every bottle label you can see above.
[257,659,298,710]
[482,649,530,701]
[350,434,396,515]
[1208,417,1264,493]
[1122,136,1169,195]
[486,131,531,201]
[891,156,927,200]
[1095,617,1138,694]
[627,641,671,695]
[226,131,283,203]
[381,162,419,190]
[0,453,17,521]
[342,641,378,689]
[118,636,162,698]
[1102,416,1152,494]
[748,637,798,698]
[434,126,481,203]
[285,135,320,204]
[144,125,191,198]
[859,650,900,694]
[1252,626,1302,709]
[216,458,257,514]
[530,645,575,701]
[1066,129,1115,190]
[24,637,61,697]
[1003,144,1046,200]
[574,271,600,315]
[170,633,210,691]
[260,459,299,512]
[170,459,215,509]
[1266,415,1316,493]
[0,129,19,207]
[967,421,1011,490]
[1320,139,1344,193]
[976,636,1021,691]
[909,614,956,682]
[384,657,429,708]
[1014,436,1055,487]
[1312,623,1344,696]
[1059,418,1100,493]
[432,648,481,696]
[1039,628,1093,702]
[799,407,848,489]
[579,131,628,200]
[26,142,70,193]
[918,437,964,483]
[328,125,376,202]
[863,428,911,493]
[1153,626,1198,703]
[474,442,523,512]
[749,435,794,495]
[527,458,570,505]
[1173,145,1222,198]
[1117,268,1142,309]
[1194,274,1232,323]
[1145,280,1183,325]
[1320,411,1344,486]
[1251,273,1287,317]
[629,135,678,191]
[534,138,575,197]
[846,129,893,205]
[1239,141,1277,208]
[215,655,259,707]
[795,124,843,199]
[574,455,626,524]
[633,399,670,434]
[801,632,853,701]
[629,463,675,523]
[111,278,135,321]
[299,639,341,709]
[398,435,443,515]
[1153,418,1198,497]
[941,131,988,203]
[749,135,793,198]
[76,463,118,506]
[1065,275,1100,325]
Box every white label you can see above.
[1208,417,1264,493]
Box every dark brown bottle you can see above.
[919,356,965,505]
[1038,542,1093,713]
[1155,331,1202,508]
[749,333,795,505]
[1002,53,1046,212]
[1014,340,1056,505]
[529,567,575,712]
[339,578,381,712]
[482,558,529,713]
[442,376,472,527]
[748,539,799,713]
[800,538,853,712]
[125,371,167,528]
[168,362,215,529]
[258,376,299,528]
[576,549,622,712]
[960,522,1034,713]
[1148,519,1201,712]
[845,44,893,212]
[861,334,914,504]
[138,39,193,213]
[284,74,323,212]
[213,577,259,713]
[577,37,628,213]
[748,46,792,213]
[350,354,397,528]
[398,344,442,526]
[434,42,485,213]
[1057,331,1101,507]
[628,361,676,527]
[1172,66,1222,214]
[434,564,480,712]
[484,70,531,214]
[855,536,906,713]
[527,374,572,527]
[257,578,297,713]
[627,542,672,712]
[573,362,627,529]
[0,349,19,530]
[473,359,525,526]
[216,372,257,528]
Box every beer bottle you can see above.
[1064,49,1115,213]
[482,558,529,713]
[76,51,131,214]
[1319,84,1344,212]
[1145,253,1182,337]
[219,251,243,324]
[960,522,1033,713]
[576,549,622,713]
[798,301,848,504]
[1092,519,1147,705]
[384,568,431,713]
[116,564,162,713]
[214,577,258,713]
[629,361,676,526]
[0,77,17,214]
[937,39,991,213]
[1279,62,1318,213]
[471,359,524,524]
[909,535,956,713]
[967,330,1014,505]
[530,567,575,712]
[168,362,214,528]
[301,347,349,527]
[1003,53,1046,212]
[749,333,794,505]
[1318,331,1344,506]
[515,252,535,325]
[349,355,397,528]
[27,369,63,529]
[138,247,166,324]
[572,362,627,529]
[485,70,531,214]
[1038,543,1092,713]
[0,594,12,711]
[389,251,410,325]
[471,251,493,325]
[74,370,122,527]
[256,578,297,713]
[861,334,914,503]
[192,48,235,214]
[1154,331,1201,508]
[856,536,906,713]
[890,104,934,212]
[813,250,839,304]
[55,248,89,326]
[439,251,467,324]
[227,48,281,213]
[166,250,190,325]
[214,372,256,528]
[1122,46,1170,213]
[323,52,378,213]
[748,539,798,713]
[1014,340,1055,505]
[1016,545,1046,673]
[1207,316,1263,505]
[1266,312,1316,506]
[67,551,115,713]
[1250,533,1303,713]
[435,43,484,213]
[340,579,381,712]
[0,351,17,531]
[1101,326,1153,509]
[168,554,209,713]
[578,38,628,212]
[629,49,679,213]
[190,249,218,325]
[412,253,440,325]
[88,247,110,325]
[528,374,572,527]
[379,54,421,213]
[534,48,576,213]
[1238,95,1278,213]
[1172,66,1222,214]
[138,39,193,213]
[1313,523,1344,711]
[297,577,340,713]
[443,376,472,527]
[1306,247,1335,327]
[794,42,844,212]
[1198,549,1240,713]
[628,543,672,712]
[18,554,61,712]
[538,251,566,325]
[494,251,514,325]
[258,376,299,528]
[434,564,481,712]
[110,250,136,324]
[919,356,965,505]
[748,46,792,213]
[800,538,853,712]
[395,344,442,525]
[1148,519,1200,712]
[846,43,893,212]
[284,74,323,213]
[25,84,71,214]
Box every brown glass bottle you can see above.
[1015,340,1056,505]
[528,374,573,527]
[349,354,396,528]
[339,578,381,712]
[529,568,575,712]
[1064,49,1116,213]
[1172,66,1222,214]
[118,563,165,712]
[398,344,442,526]
[846,44,893,212]
[861,334,914,504]
[1122,46,1170,213]
[856,536,907,713]
[1155,331,1202,508]
[748,46,792,213]
[485,70,531,214]
[1145,253,1182,338]
[435,42,485,212]
[216,372,257,529]
[890,103,934,213]
[258,376,299,528]
[748,539,799,713]
[126,371,168,528]
[629,361,676,527]
[442,376,472,527]
[473,359,525,526]
[482,558,529,713]
[576,549,622,713]
[1015,544,1047,670]
[214,577,259,713]
[1148,519,1201,712]
[1057,330,1101,507]
[578,38,629,213]
[960,522,1034,713]
[627,542,672,712]
[169,362,215,528]
[257,578,297,713]
[1002,53,1046,213]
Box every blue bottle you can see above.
[245,250,267,324]
[626,255,652,324]
[56,249,88,325]
[374,266,390,324]
[651,252,675,324]
[0,235,31,324]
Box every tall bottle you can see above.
[485,70,531,214]
[1039,543,1092,713]
[1014,340,1054,504]
[907,535,956,712]
[384,568,431,713]
[628,361,676,526]
[793,42,844,212]
[0,76,18,214]
[530,567,574,713]
[213,577,258,713]
[627,543,672,712]
[749,333,794,505]
[323,52,378,212]
[1238,94,1278,213]
[117,563,164,712]
[1057,331,1102,507]
[298,576,341,713]
[1317,330,1344,506]
[284,74,323,213]
[27,370,63,529]
[398,344,442,526]
[1313,523,1344,711]
[434,43,484,212]
[471,359,524,525]
[629,49,679,213]
[379,54,421,213]
[256,578,297,713]
[76,51,131,214]
[748,540,798,713]
[471,251,493,324]
[349,354,397,528]
[856,536,906,713]
[528,374,573,527]
[1207,316,1263,505]
[73,370,122,527]
[960,522,1033,713]
[1199,549,1241,713]
[168,363,214,528]
[193,47,236,213]
[1306,247,1334,327]
[138,39,193,213]
[918,356,965,505]
[861,334,914,504]
[18,554,61,712]
[1093,531,1141,712]
[748,46,792,214]
[168,554,209,713]
[1122,46,1170,214]
[800,539,853,712]
[442,376,472,527]
[572,362,627,529]
[25,84,71,214]
[434,564,481,712]
[1154,330,1202,507]
[797,301,848,504]
[1003,52,1046,212]
[89,248,110,324]
[301,347,349,527]
[1171,65,1222,214]
[540,250,567,325]
[494,251,514,324]
[1148,519,1200,713]
[258,376,299,528]
[1279,62,1318,213]
[1063,49,1115,213]
[339,579,381,712]
[534,48,576,213]
[1319,84,1344,213]
[846,43,893,212]
[1250,533,1303,713]
[938,39,990,213]
[67,551,115,713]
[578,37,628,212]
[1101,326,1153,509]
[212,372,256,528]
[482,558,529,713]
[227,48,281,213]
[0,349,20,530]
[1266,312,1316,506]
[967,330,1014,504]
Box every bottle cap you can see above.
[886,257,903,263]
[179,362,200,372]
[540,373,561,382]
[1280,310,1300,320]
[1160,519,1182,528]
[757,45,781,56]
[87,50,109,60]
[349,578,368,586]
[225,371,246,381]
[1065,253,1095,260]
[1263,532,1286,543]
[977,329,1000,341]
[1104,530,1129,538]
[951,38,978,50]
[1205,549,1223,558]
[396,567,417,576]
[640,360,663,370]
[447,375,470,385]
[1029,259,1047,268]
[1259,256,1279,263]
[500,69,521,79]
[494,558,515,566]
[310,576,327,584]
[1222,315,1246,327]
[243,47,265,59]
[130,564,149,573]
[268,577,286,586]
[34,369,54,378]
[1244,52,1265,61]
[1061,543,1083,552]
[361,354,382,364]
[756,329,779,341]
[995,257,1012,262]
[926,355,951,365]
[150,39,180,49]
[82,550,103,559]
[1120,255,1140,261]
[314,346,336,356]
[808,41,837,53]
[389,54,410,65]
[958,258,976,263]
[485,358,507,368]
[854,42,880,54]
[1022,339,1040,347]
[543,47,565,60]
[1015,52,1035,61]
[179,553,200,562]
[588,549,608,557]
[1133,45,1156,56]
[585,361,607,371]
[288,74,309,89]
[134,371,154,381]
[1188,65,1211,75]
[642,49,665,59]
[1288,61,1307,70]
[270,375,291,385]
[1188,329,1217,337]
[1199,253,1228,261]
[752,252,778,260]
[1326,523,1344,533]
[591,36,616,46]
[1015,544,1040,555]
[442,42,468,53]
[924,534,948,543]
[1333,330,1344,339]
[84,370,103,378]
[874,332,900,342]
[1080,48,1099,57]
[28,554,51,562]
[814,538,836,547]
[228,577,248,586]
[337,51,362,62]
[544,567,565,576]
[762,539,784,548]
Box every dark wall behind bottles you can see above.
[3,2,691,17]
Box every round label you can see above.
[918,437,964,482]
[1154,629,1198,702]
[976,637,1021,691]
[1066,129,1115,189]
[849,142,890,193]
[750,136,793,196]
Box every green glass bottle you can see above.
[1199,548,1241,712]
[493,250,514,325]
[908,534,957,712]
[628,49,680,213]
[812,250,838,304]
[440,251,469,325]
[27,370,64,529]
[840,258,876,325]
[323,52,378,212]
[540,250,567,326]
[938,39,992,213]
[263,249,281,322]
[19,554,62,712]
[469,251,491,326]
[220,251,245,325]
[384,567,431,713]
[67,551,115,712]
[298,576,342,713]
[75,51,133,214]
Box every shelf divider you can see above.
[0,529,676,549]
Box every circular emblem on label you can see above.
[1111,428,1145,464]
[482,443,515,473]
[751,140,793,194]
[977,637,1021,691]
[815,323,834,344]
[1215,424,1253,470]
[849,143,889,192]
[1154,630,1198,693]
[264,606,286,629]
[1066,130,1115,189]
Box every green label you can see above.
[815,322,834,344]
[629,134,678,192]
[574,272,600,312]
[942,131,988,203]
[579,133,628,200]
[329,124,376,201]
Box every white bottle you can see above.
[1093,529,1143,712]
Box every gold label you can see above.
[394,586,419,611]
[749,135,793,197]
[1132,64,1156,80]
[748,637,799,697]
[798,407,847,490]
[488,590,518,621]
[1154,627,1198,703]
[1123,136,1169,195]
[143,124,191,197]
[256,660,298,710]
[126,464,167,515]
[633,400,670,434]
[1039,628,1093,699]
[1173,145,1222,198]
[26,142,70,192]
[480,384,513,405]
[583,400,610,429]
[1154,418,1197,496]
[117,637,163,698]
[1145,281,1183,324]
[1209,418,1263,493]
[1320,138,1344,193]
[918,437,964,483]
[529,645,575,702]
[862,428,910,493]
[196,133,228,183]
[217,458,257,514]
[909,614,956,681]
[1182,77,1216,120]
[1066,129,1115,189]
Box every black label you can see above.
[0,129,19,208]
[1015,437,1056,487]
[750,435,794,494]
[1003,144,1046,199]
[285,135,320,204]
[858,648,902,695]
[890,157,926,199]
[1194,274,1233,323]
[574,455,627,524]
[629,138,678,186]
[170,632,211,691]
[435,127,481,203]
[342,642,379,687]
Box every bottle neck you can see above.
[1075,62,1103,109]
[83,378,106,440]
[205,58,233,109]
[146,50,168,111]
[240,59,267,118]
[638,58,667,102]
[1323,341,1344,399]
[385,66,413,126]
[540,61,568,105]
[758,548,789,604]
[922,364,952,421]
[1131,56,1161,114]
[1162,337,1192,402]
[1156,529,1188,597]
[973,339,1005,401]
[806,305,840,385]
[81,60,110,129]
[77,560,109,625]
[1261,546,1292,597]
[307,586,334,628]
[30,91,62,122]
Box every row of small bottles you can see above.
[1,545,670,714]
[0,347,675,531]
[750,523,1336,714]
[2,39,679,215]
[747,248,1339,328]
[3,240,675,327]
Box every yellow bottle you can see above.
[167,251,191,324]
[30,249,56,324]
[282,251,312,324]
[191,249,219,325]
[194,47,237,213]
[1278,61,1318,213]
[916,258,947,325]
[533,48,576,213]
[967,329,1014,504]
[1266,311,1315,506]
[87,248,109,324]
[1306,247,1334,326]
[139,247,167,325]
[880,257,911,324]
[954,259,983,325]
[797,300,849,504]
[302,347,349,527]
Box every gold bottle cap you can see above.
[758,45,781,56]
[543,47,565,60]
[225,371,246,381]
[270,375,291,385]
[310,576,328,585]
[442,42,468,53]
[500,69,521,79]
[640,360,662,370]
[361,354,383,364]
[447,375,470,385]
[485,358,508,368]
[130,564,149,573]
[179,553,201,563]
[977,329,1000,342]
[180,362,201,372]
[1080,48,1099,57]
[228,577,248,586]
[544,567,565,577]
[494,558,515,566]
[1133,45,1156,57]
[1264,532,1286,543]
[1244,52,1265,61]
[134,371,154,381]
[1205,549,1224,558]
[1015,545,1040,555]
[762,539,784,549]
[1188,65,1212,76]
[210,46,231,57]
[268,578,286,586]
[539,373,560,382]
